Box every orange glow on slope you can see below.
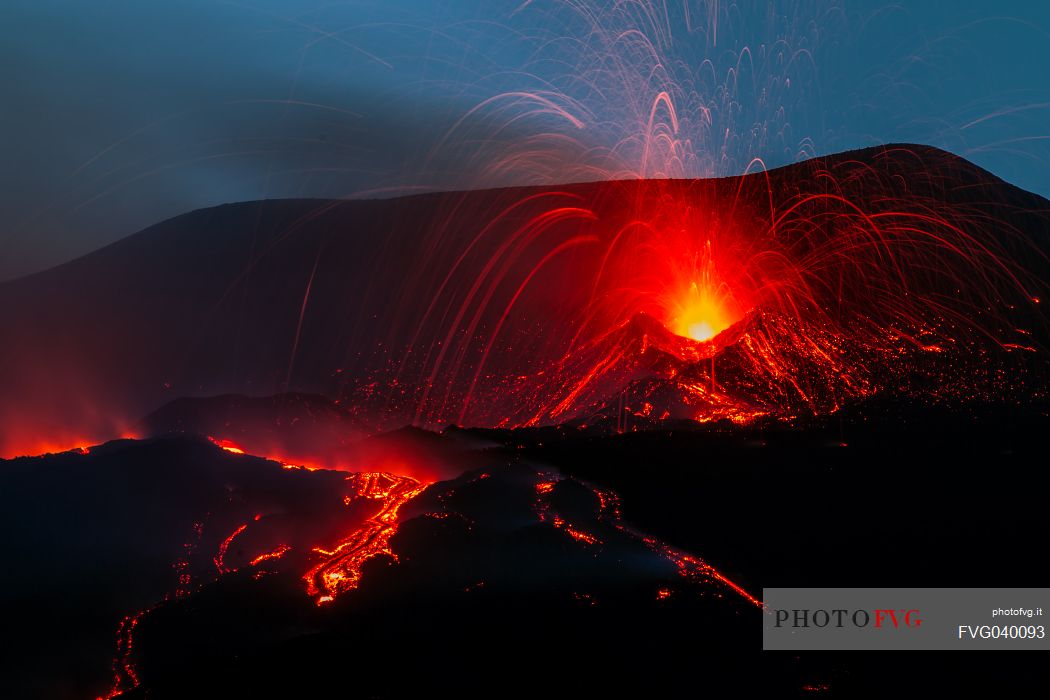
[250,544,291,566]
[100,612,143,699]
[208,436,246,454]
[303,472,431,604]
[214,524,248,574]
[281,462,322,471]
[3,432,139,460]
[535,481,556,494]
[563,523,600,545]
[206,435,328,471]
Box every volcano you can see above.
[0,145,1047,459]
[2,145,1049,697]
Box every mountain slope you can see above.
[1,144,1047,455]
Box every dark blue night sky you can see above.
[3,0,1048,280]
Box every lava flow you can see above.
[207,435,323,471]
[533,474,761,608]
[304,471,431,604]
[96,440,432,699]
[206,437,433,603]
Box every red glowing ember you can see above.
[249,544,291,567]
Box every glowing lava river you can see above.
[61,434,760,699]
[303,471,431,605]
[5,400,1045,698]
[102,463,433,697]
[0,146,1047,698]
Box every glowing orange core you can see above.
[671,281,735,342]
